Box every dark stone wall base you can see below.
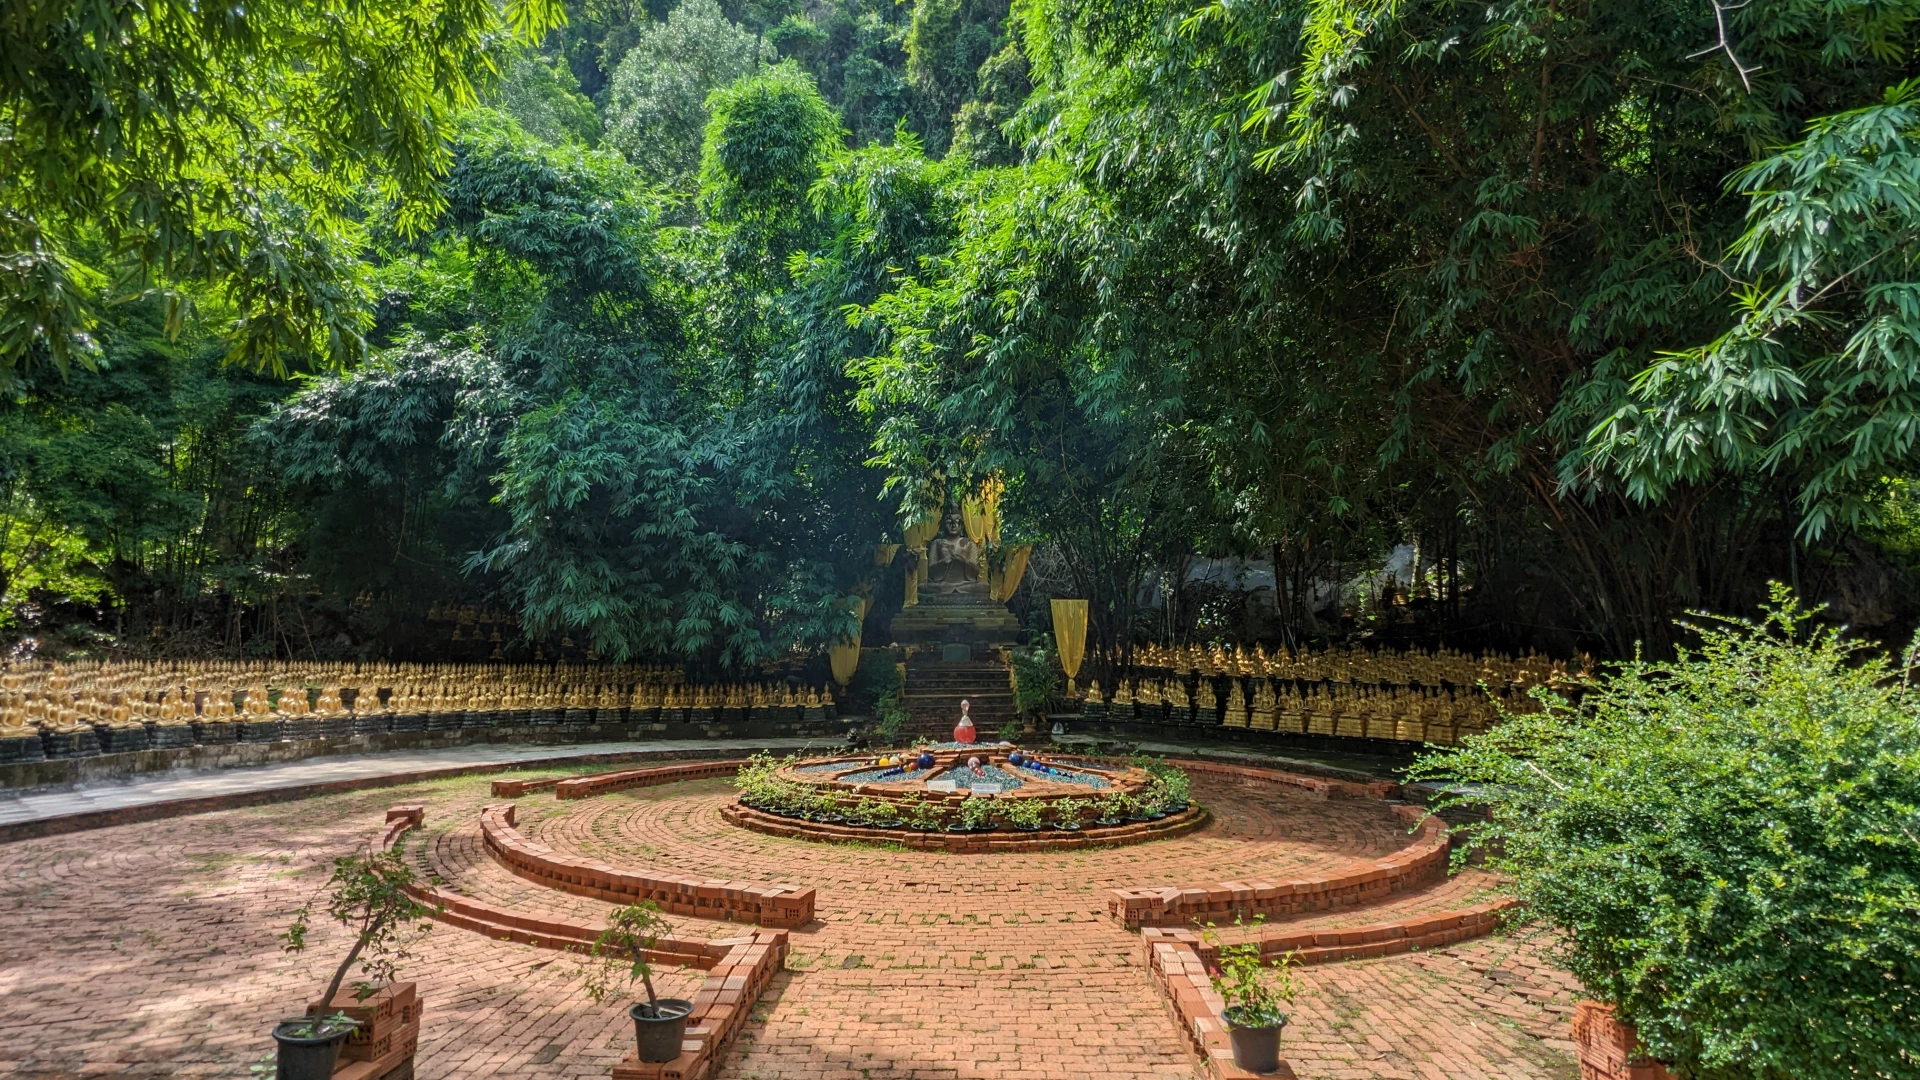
[1048,716,1422,772]
[0,719,853,794]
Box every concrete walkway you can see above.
[0,737,828,828]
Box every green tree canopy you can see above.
[0,0,563,378]
[603,0,765,191]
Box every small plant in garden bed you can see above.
[1005,798,1046,831]
[908,796,950,831]
[1097,791,1134,824]
[1131,754,1192,812]
[959,795,996,831]
[1051,797,1088,830]
[812,790,846,821]
[854,797,903,827]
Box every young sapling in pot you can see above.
[584,902,692,1064]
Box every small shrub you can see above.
[1412,590,1920,1080]
[1051,796,1088,827]
[910,797,949,830]
[283,850,434,1010]
[1010,642,1061,715]
[583,902,677,1016]
[960,795,995,830]
[1004,798,1045,830]
[1212,943,1295,1029]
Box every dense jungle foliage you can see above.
[6,0,1920,671]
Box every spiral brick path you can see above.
[0,768,1580,1080]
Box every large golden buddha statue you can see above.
[923,509,988,598]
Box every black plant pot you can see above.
[631,998,693,1063]
[1053,822,1083,832]
[1223,1009,1286,1074]
[1094,817,1123,827]
[272,1019,351,1080]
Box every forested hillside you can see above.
[5,0,1920,672]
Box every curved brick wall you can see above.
[1109,762,1452,929]
[480,803,816,928]
[375,807,786,1079]
[720,801,1210,851]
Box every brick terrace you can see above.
[0,770,1581,1080]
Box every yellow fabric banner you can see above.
[829,642,860,685]
[1003,544,1031,597]
[991,544,1032,601]
[1051,598,1089,691]
[960,497,988,546]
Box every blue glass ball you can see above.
[916,753,935,770]
[1008,751,1025,766]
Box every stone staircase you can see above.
[901,653,1018,738]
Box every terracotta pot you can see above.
[1572,1000,1674,1080]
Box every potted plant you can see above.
[1051,797,1088,831]
[1096,792,1132,826]
[1211,942,1296,1074]
[267,1012,361,1080]
[909,796,949,831]
[1005,798,1046,832]
[854,796,903,828]
[279,850,432,1080]
[959,794,996,832]
[584,902,692,1064]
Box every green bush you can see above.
[960,795,995,830]
[1004,798,1045,830]
[1412,590,1920,1080]
[1010,641,1061,715]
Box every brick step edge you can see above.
[554,760,742,800]
[1139,895,1516,968]
[480,802,815,928]
[722,801,1210,853]
[375,808,723,963]
[1107,763,1452,929]
[374,807,790,1080]
[380,803,787,1068]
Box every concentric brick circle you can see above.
[0,763,1575,1080]
[430,774,1431,926]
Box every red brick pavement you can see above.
[0,772,1579,1080]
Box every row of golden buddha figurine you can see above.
[0,660,840,762]
[1127,641,1585,692]
[1081,674,1538,746]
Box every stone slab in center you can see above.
[940,644,973,662]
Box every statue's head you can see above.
[941,510,964,537]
